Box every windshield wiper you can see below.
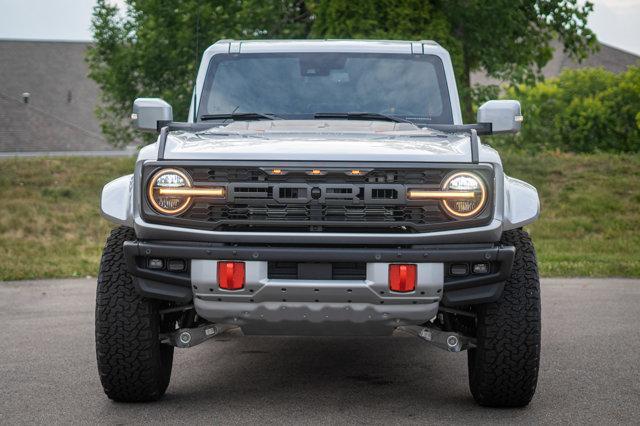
[200,112,281,121]
[313,112,411,124]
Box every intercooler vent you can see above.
[232,186,270,199]
[327,187,350,194]
[268,262,367,280]
[325,186,360,200]
[206,169,262,182]
[371,188,398,199]
[279,187,307,199]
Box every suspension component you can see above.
[161,323,238,348]
[397,324,475,352]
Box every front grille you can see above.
[142,163,493,233]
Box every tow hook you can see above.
[397,325,475,352]
[161,323,238,348]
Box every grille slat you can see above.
[204,204,443,224]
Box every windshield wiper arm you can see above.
[200,112,281,121]
[313,112,411,124]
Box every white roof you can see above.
[204,39,445,55]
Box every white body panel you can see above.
[101,174,134,227]
[503,176,540,230]
[161,120,502,163]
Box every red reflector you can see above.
[389,264,417,293]
[217,261,245,290]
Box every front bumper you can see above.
[124,241,514,335]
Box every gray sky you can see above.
[0,0,639,55]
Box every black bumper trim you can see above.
[134,278,193,303]
[125,241,513,263]
[124,241,515,305]
[442,282,505,306]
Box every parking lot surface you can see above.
[1,278,639,424]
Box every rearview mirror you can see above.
[477,100,523,134]
[131,98,173,132]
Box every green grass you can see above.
[502,152,640,277]
[0,153,638,280]
[0,157,135,281]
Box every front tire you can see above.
[95,226,174,402]
[467,228,541,407]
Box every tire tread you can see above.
[95,226,173,402]
[468,228,541,407]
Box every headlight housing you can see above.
[147,168,227,215]
[147,168,194,215]
[441,172,487,217]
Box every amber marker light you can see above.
[271,168,284,175]
[308,169,324,175]
[350,169,363,175]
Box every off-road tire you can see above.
[95,226,173,402]
[468,228,541,407]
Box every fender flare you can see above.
[502,175,540,231]
[101,174,134,227]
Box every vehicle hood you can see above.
[156,120,501,163]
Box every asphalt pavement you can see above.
[0,278,638,424]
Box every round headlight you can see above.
[147,168,193,215]
[441,172,487,217]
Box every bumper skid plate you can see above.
[191,260,443,336]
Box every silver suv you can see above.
[97,40,540,407]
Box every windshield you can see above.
[197,52,453,124]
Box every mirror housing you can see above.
[131,98,173,132]
[477,100,523,134]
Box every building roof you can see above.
[471,40,639,86]
[0,39,114,152]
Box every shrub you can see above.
[489,65,640,153]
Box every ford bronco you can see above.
[97,40,540,407]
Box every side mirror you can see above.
[477,100,523,134]
[131,98,173,132]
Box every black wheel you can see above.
[467,228,541,407]
[95,226,173,402]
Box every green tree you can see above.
[311,0,597,120]
[89,0,597,146]
[88,0,311,146]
